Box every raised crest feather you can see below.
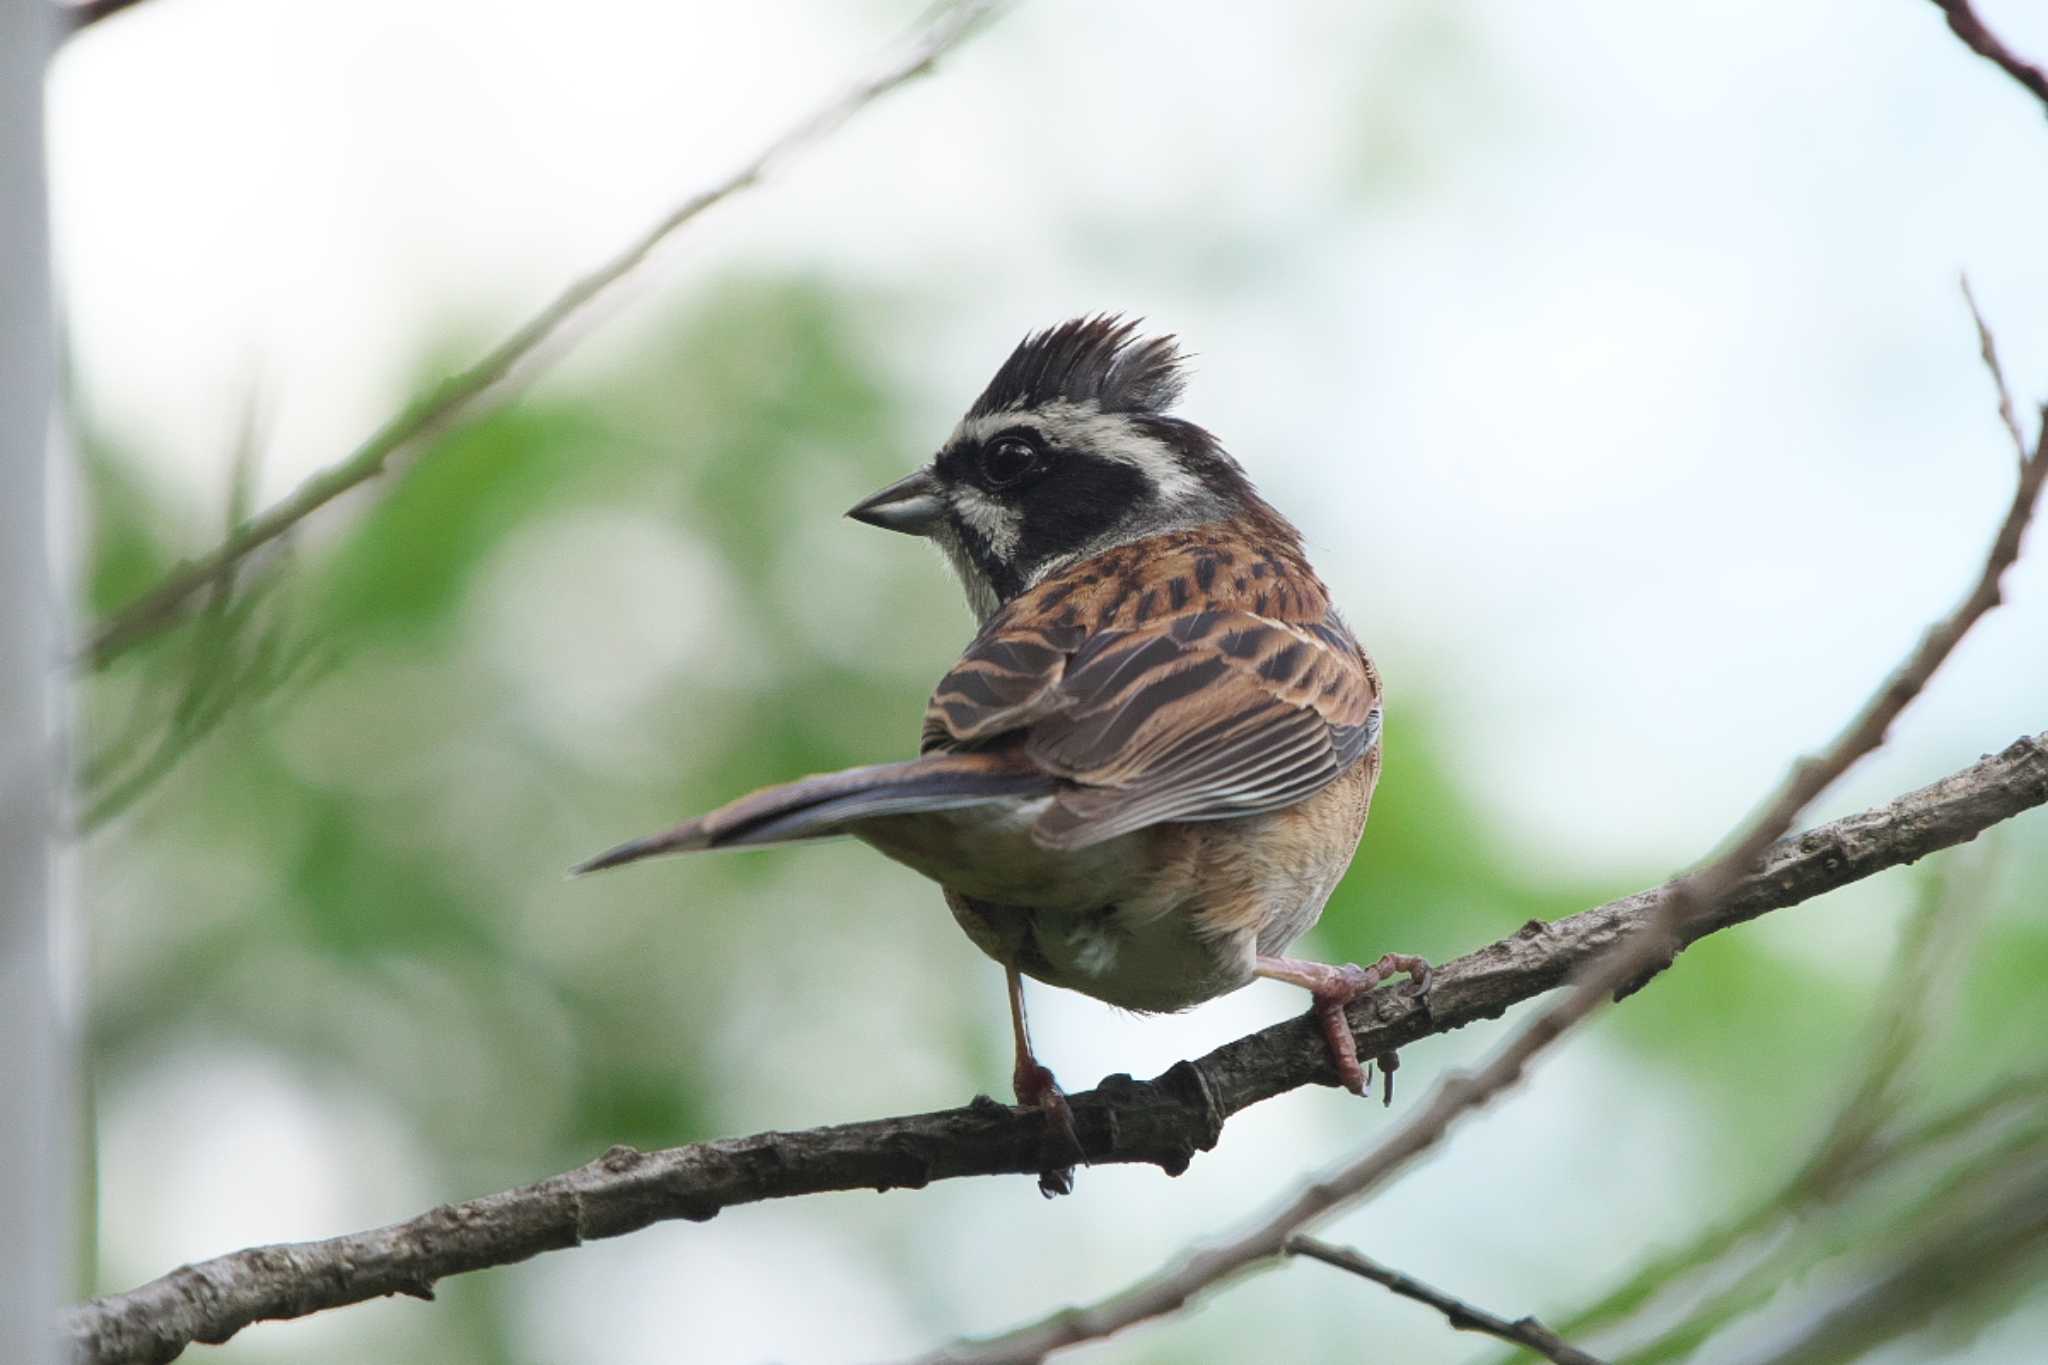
[968,315,1189,419]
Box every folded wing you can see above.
[924,608,1381,851]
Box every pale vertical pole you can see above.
[1,1,70,1362]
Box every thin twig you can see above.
[1960,274,2033,471]
[1617,1105,2048,1365]
[1286,1236,1607,1365]
[73,0,1013,669]
[58,0,152,35]
[1930,0,2048,115]
[60,732,2048,1365]
[75,394,280,826]
[1789,845,1998,1202]
[914,335,2048,1362]
[1733,1152,2048,1365]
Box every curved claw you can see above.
[1371,953,1434,1019]
[1257,951,1435,1100]
[1015,1061,1083,1197]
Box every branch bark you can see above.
[72,0,1014,669]
[62,730,2048,1365]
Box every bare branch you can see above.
[1930,0,2048,115]
[63,732,2048,1365]
[72,0,1014,670]
[915,372,2048,1362]
[1285,1237,1607,1365]
[1960,274,2033,471]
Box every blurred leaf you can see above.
[75,427,183,617]
[316,402,614,640]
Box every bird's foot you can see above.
[1259,952,1432,1103]
[1015,1059,1082,1197]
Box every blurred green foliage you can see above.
[75,278,2048,1364]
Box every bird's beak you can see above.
[846,467,945,536]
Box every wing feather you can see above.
[923,599,1381,851]
[920,622,1086,751]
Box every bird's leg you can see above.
[1007,963,1064,1113]
[1255,952,1433,1102]
[1007,964,1081,1196]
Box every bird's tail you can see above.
[571,752,1051,875]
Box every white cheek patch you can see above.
[925,519,1002,623]
[950,485,1023,561]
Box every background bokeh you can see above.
[51,1,2048,1360]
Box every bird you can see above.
[575,316,1428,1187]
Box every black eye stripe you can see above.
[926,402,1261,622]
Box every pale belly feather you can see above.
[856,762,1371,1013]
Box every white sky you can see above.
[51,0,2048,1360]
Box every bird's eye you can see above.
[980,436,1041,489]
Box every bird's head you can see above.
[847,316,1278,621]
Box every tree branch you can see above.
[1930,0,2048,116]
[72,0,1014,669]
[1284,1237,1607,1365]
[61,730,2048,1365]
